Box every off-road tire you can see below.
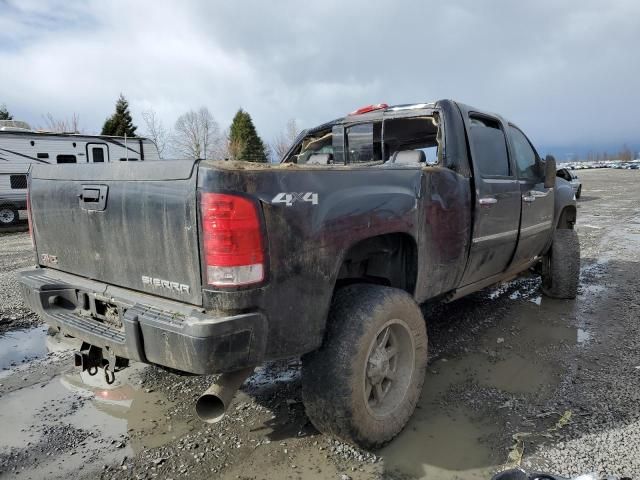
[0,206,18,226]
[542,229,580,299]
[576,186,582,199]
[301,284,428,449]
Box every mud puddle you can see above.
[0,325,48,377]
[0,354,193,478]
[380,293,583,479]
[383,404,500,479]
[1,364,192,451]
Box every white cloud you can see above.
[1,0,639,154]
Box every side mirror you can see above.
[544,155,556,188]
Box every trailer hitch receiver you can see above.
[74,343,128,384]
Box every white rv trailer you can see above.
[0,120,160,225]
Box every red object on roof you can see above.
[349,103,388,115]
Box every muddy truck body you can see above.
[19,99,579,448]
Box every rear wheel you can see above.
[0,206,18,226]
[302,284,428,449]
[542,229,580,299]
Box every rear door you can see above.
[460,114,520,286]
[29,160,203,305]
[508,125,554,265]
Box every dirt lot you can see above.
[1,169,639,480]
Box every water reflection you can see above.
[58,364,193,454]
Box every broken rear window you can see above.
[289,127,335,164]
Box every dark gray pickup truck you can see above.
[20,99,579,448]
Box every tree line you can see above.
[581,145,637,162]
[0,95,300,163]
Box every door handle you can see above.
[479,197,497,205]
[79,184,109,211]
[81,189,101,202]
[523,194,536,203]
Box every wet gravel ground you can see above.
[519,171,640,477]
[0,169,639,479]
[0,229,38,334]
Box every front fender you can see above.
[541,179,577,255]
[553,178,577,229]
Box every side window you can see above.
[10,175,27,189]
[557,169,567,181]
[509,126,540,180]
[92,147,105,163]
[56,154,76,164]
[468,116,510,177]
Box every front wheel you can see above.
[302,284,428,449]
[575,186,582,199]
[0,206,18,226]
[542,229,580,299]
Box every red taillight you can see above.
[200,193,264,287]
[349,103,388,115]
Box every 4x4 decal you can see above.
[272,192,319,206]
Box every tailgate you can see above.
[29,160,203,305]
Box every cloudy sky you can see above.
[1,0,638,157]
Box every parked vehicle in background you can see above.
[0,119,160,226]
[20,100,579,448]
[0,163,28,225]
[556,167,582,198]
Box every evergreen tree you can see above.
[228,109,268,162]
[0,104,13,120]
[101,94,138,137]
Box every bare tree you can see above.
[271,119,300,161]
[39,112,81,133]
[141,109,169,158]
[228,135,243,161]
[172,107,222,160]
[618,144,633,162]
[214,128,232,160]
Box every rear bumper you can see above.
[19,267,267,374]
